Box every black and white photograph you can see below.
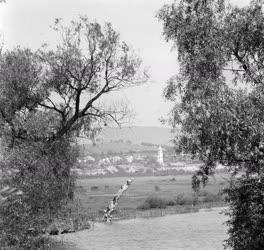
[0,0,263,249]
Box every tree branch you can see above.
[223,68,245,72]
[233,50,262,85]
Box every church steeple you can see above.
[157,145,164,165]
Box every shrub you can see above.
[198,190,209,197]
[0,140,77,249]
[224,176,264,250]
[165,199,176,206]
[203,193,221,203]
[175,194,194,205]
[137,196,167,210]
[91,186,99,191]
[198,190,223,203]
[154,185,160,192]
[137,194,199,210]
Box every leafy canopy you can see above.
[158,1,264,249]
[0,17,147,147]
[158,0,264,180]
[0,17,147,248]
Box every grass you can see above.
[74,174,228,214]
[47,174,228,233]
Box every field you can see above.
[47,173,228,234]
[75,174,228,213]
[55,207,227,250]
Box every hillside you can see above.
[76,126,178,154]
[98,126,175,146]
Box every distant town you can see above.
[72,127,225,177]
[73,145,204,177]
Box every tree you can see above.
[0,139,77,249]
[0,18,147,147]
[158,0,264,249]
[0,17,146,248]
[38,18,146,140]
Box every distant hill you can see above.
[76,126,178,154]
[98,126,175,146]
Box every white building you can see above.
[125,155,134,163]
[111,156,122,164]
[157,145,164,166]
[98,158,111,166]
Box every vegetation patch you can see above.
[137,196,167,210]
[138,192,223,210]
[90,186,99,191]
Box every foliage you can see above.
[175,194,198,206]
[0,17,146,248]
[0,48,44,147]
[38,17,147,139]
[158,0,264,248]
[137,194,201,210]
[137,196,167,209]
[158,0,264,179]
[225,175,264,250]
[154,185,160,191]
[0,139,77,248]
[90,186,99,191]
[0,17,147,146]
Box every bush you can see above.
[137,196,167,210]
[198,190,223,203]
[91,186,99,191]
[165,199,176,206]
[203,193,221,203]
[138,193,200,210]
[175,194,194,205]
[0,140,77,249]
[198,190,209,197]
[224,176,264,250]
[154,185,160,192]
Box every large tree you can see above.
[158,0,264,249]
[0,18,146,147]
[0,17,146,248]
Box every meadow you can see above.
[47,173,228,234]
[55,207,227,250]
[74,173,228,214]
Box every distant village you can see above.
[72,145,224,177]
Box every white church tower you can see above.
[157,145,164,165]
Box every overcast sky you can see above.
[0,0,251,127]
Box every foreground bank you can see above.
[47,200,226,235]
[53,207,228,250]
